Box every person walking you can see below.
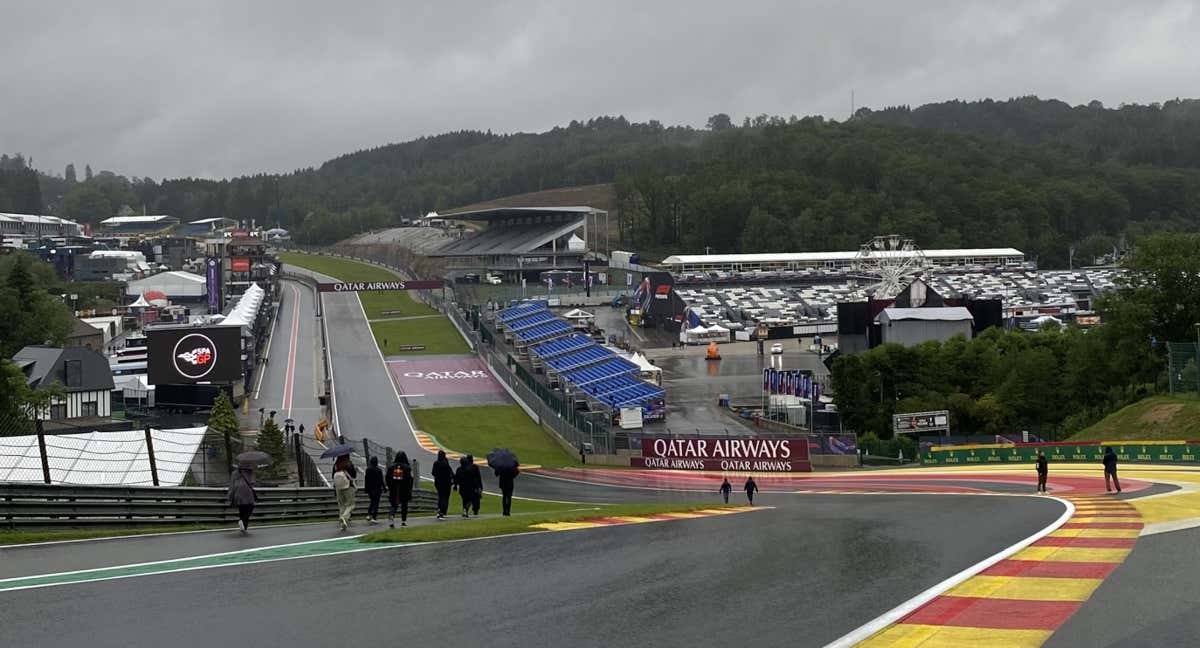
[1103,446,1122,493]
[364,456,384,524]
[454,456,474,518]
[386,451,414,528]
[431,450,454,520]
[226,466,257,534]
[1035,450,1048,493]
[744,477,758,506]
[466,455,483,516]
[495,464,520,516]
[719,478,732,504]
[333,455,356,531]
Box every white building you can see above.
[660,248,1026,273]
[0,212,84,240]
[12,346,115,420]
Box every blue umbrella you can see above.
[487,447,519,472]
[320,443,356,459]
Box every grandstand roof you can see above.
[661,248,1025,266]
[428,217,585,257]
[434,206,600,221]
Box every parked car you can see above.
[770,343,783,354]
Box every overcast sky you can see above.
[2,0,1197,180]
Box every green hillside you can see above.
[1070,395,1200,441]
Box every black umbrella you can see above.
[487,448,519,472]
[320,443,356,459]
[235,451,271,469]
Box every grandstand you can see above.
[494,303,665,419]
[425,206,609,280]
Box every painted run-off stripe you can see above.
[857,623,1053,648]
[530,506,761,532]
[900,595,1081,630]
[852,498,1144,646]
[946,575,1103,602]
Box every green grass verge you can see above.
[416,480,580,515]
[413,405,581,468]
[372,317,469,355]
[361,502,735,543]
[279,251,435,318]
[1071,394,1200,441]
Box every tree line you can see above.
[830,234,1197,439]
[5,97,1200,261]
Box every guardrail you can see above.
[1,483,437,528]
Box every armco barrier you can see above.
[921,440,1200,466]
[1,483,436,528]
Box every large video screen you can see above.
[147,326,242,384]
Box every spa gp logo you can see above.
[172,333,218,380]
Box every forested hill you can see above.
[858,97,1200,168]
[5,98,1200,265]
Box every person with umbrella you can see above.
[386,451,414,528]
[487,448,520,517]
[431,450,454,520]
[228,452,265,534]
[364,456,384,524]
[744,476,759,506]
[719,478,732,504]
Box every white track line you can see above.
[355,294,420,443]
[282,283,301,417]
[822,496,1076,648]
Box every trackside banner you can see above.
[922,441,1200,465]
[317,280,444,292]
[632,437,812,472]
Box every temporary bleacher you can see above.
[505,310,556,332]
[561,357,639,387]
[497,299,665,413]
[497,302,548,323]
[511,319,572,345]
[530,334,593,360]
[544,345,614,373]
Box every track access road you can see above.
[0,494,1063,648]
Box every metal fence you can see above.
[1167,341,1200,394]
[1,482,436,528]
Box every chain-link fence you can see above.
[1167,341,1200,394]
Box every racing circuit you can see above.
[4,265,1200,647]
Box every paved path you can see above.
[0,495,1061,648]
[250,278,322,435]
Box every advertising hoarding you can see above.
[205,257,222,314]
[147,325,243,385]
[230,257,250,272]
[631,437,812,472]
[316,280,444,292]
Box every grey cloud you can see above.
[1,0,1197,179]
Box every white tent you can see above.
[0,426,205,486]
[222,282,264,327]
[562,308,595,328]
[126,271,207,299]
[129,294,151,309]
[629,352,663,386]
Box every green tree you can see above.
[62,184,112,223]
[706,113,733,131]
[255,417,288,479]
[64,163,77,185]
[208,392,239,465]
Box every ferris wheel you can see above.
[852,234,928,298]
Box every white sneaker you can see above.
[238,520,246,533]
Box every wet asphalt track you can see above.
[0,494,1063,648]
